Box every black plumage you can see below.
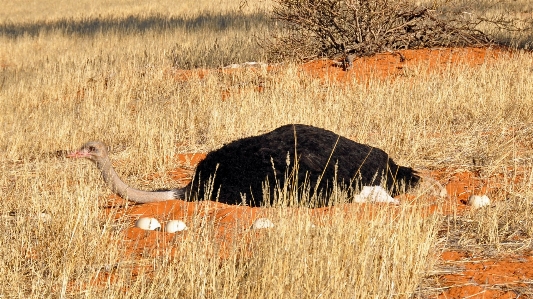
[184,124,419,207]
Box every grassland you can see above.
[1,0,533,297]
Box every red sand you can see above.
[301,47,506,82]
[167,47,506,84]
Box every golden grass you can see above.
[1,0,533,297]
[420,0,533,48]
[0,0,271,22]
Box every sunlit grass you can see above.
[1,0,533,297]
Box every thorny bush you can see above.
[269,0,494,62]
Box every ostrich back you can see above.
[185,124,419,207]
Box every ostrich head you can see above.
[67,141,108,164]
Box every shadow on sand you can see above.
[0,12,270,38]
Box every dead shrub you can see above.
[268,0,494,61]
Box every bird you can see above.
[68,124,420,207]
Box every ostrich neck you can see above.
[95,157,182,203]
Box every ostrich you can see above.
[68,124,420,207]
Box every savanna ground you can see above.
[1,0,533,298]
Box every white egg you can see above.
[135,217,161,231]
[354,186,399,204]
[467,195,491,209]
[165,220,187,233]
[251,218,275,229]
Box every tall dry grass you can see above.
[1,0,533,297]
[419,0,533,48]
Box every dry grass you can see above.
[1,0,533,297]
[420,0,533,48]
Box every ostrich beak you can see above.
[67,149,90,159]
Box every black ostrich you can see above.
[69,124,420,207]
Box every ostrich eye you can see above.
[88,146,96,152]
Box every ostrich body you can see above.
[69,124,420,207]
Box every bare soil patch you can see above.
[169,47,506,83]
[301,47,507,82]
